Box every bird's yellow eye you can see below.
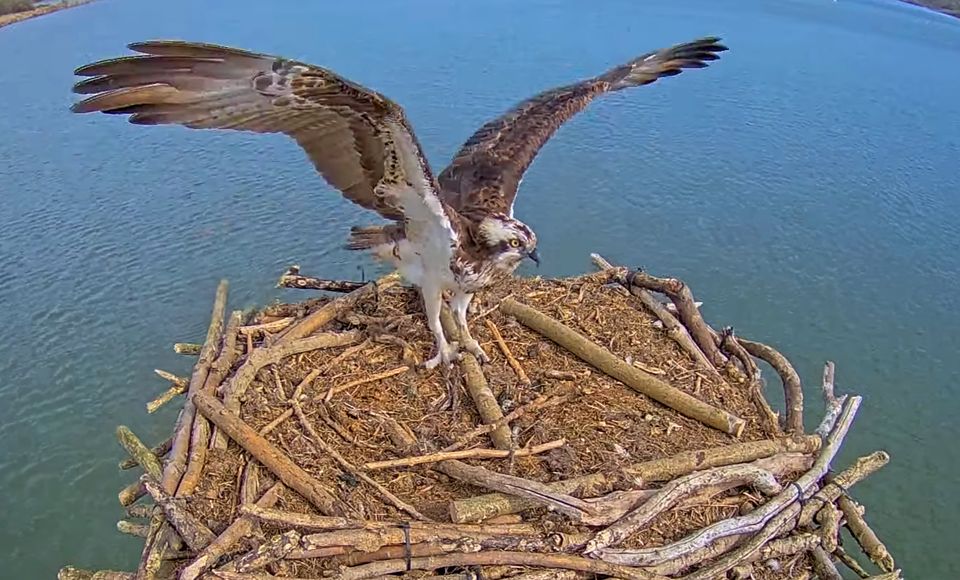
[509,239,521,248]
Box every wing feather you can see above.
[437,37,728,216]
[70,40,456,240]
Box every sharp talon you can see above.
[424,341,461,370]
[463,338,490,364]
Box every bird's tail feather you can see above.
[598,36,727,91]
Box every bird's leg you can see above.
[422,285,460,369]
[451,290,490,364]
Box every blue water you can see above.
[1,0,958,577]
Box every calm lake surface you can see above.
[1,0,958,577]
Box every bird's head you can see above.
[476,214,540,269]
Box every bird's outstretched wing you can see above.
[437,37,728,217]
[71,40,457,245]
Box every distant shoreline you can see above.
[899,0,960,18]
[0,0,96,29]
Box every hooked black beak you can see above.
[526,248,541,267]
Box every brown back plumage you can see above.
[71,40,442,225]
[437,37,728,217]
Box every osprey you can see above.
[70,36,727,369]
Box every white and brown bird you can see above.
[70,36,727,369]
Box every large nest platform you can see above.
[61,255,901,580]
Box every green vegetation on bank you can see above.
[0,0,33,17]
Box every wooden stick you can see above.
[449,435,820,523]
[120,436,172,470]
[193,391,344,515]
[719,328,780,436]
[118,480,146,507]
[590,254,720,379]
[215,531,300,574]
[593,396,861,566]
[835,545,871,578]
[839,495,896,572]
[146,371,190,414]
[438,459,603,525]
[499,298,745,436]
[440,307,513,450]
[216,330,363,445]
[586,461,785,553]
[239,317,294,336]
[628,269,727,368]
[817,501,842,553]
[174,342,201,355]
[115,426,163,480]
[277,272,400,343]
[142,477,216,551]
[58,568,135,580]
[799,450,890,527]
[816,360,846,438]
[276,264,367,292]
[441,387,577,453]
[334,550,670,580]
[485,319,531,385]
[291,397,429,521]
[811,546,844,580]
[179,482,283,580]
[323,365,410,402]
[362,439,566,470]
[162,279,229,494]
[116,520,150,538]
[738,337,805,434]
[179,310,243,496]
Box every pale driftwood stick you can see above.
[590,254,720,379]
[818,501,842,553]
[585,461,787,553]
[682,498,802,580]
[628,269,727,368]
[174,342,201,355]
[449,435,820,523]
[798,450,890,527]
[179,310,243,496]
[438,459,610,525]
[594,396,861,566]
[500,298,745,436]
[253,369,321,438]
[162,279,229,494]
[239,505,537,536]
[835,545,871,578]
[125,504,154,519]
[719,328,781,437]
[117,520,150,538]
[215,331,363,448]
[362,439,565,470]
[291,398,429,521]
[816,360,847,438]
[299,526,567,553]
[146,371,190,414]
[862,573,903,580]
[839,495,896,572]
[216,531,300,574]
[194,391,344,515]
[142,477,216,551]
[322,365,410,402]
[120,436,172,470]
[118,480,146,507]
[276,271,400,343]
[57,568,135,580]
[276,264,367,292]
[239,317,294,336]
[485,318,531,385]
[334,550,670,580]
[440,306,513,450]
[739,337,805,434]
[179,482,284,580]
[811,546,844,580]
[441,387,577,453]
[115,426,163,480]
[135,511,177,580]
[647,532,820,577]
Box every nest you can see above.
[59,256,900,580]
